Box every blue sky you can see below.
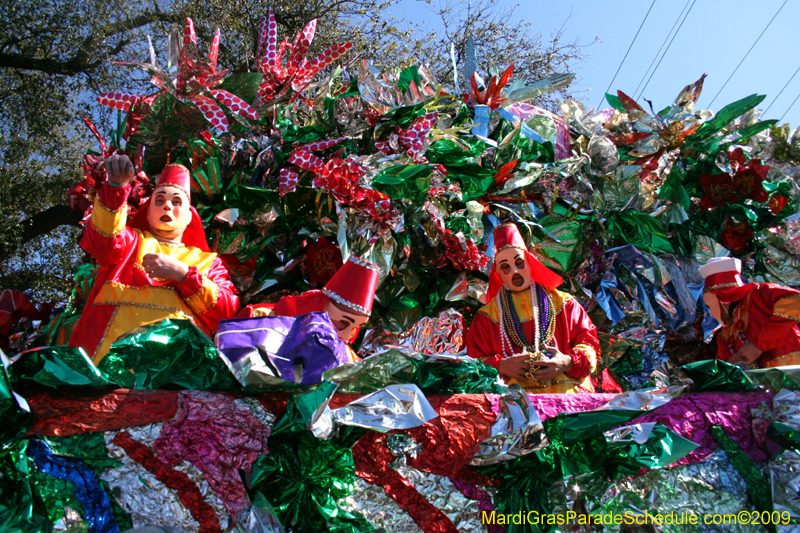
[387,0,800,128]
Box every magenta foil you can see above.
[153,391,272,517]
[633,391,777,465]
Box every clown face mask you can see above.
[495,247,532,292]
[147,186,192,242]
[323,299,369,342]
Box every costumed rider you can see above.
[237,255,380,362]
[700,256,800,368]
[69,155,239,363]
[466,223,599,393]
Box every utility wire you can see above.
[598,0,657,108]
[764,63,800,116]
[631,0,691,98]
[779,89,800,123]
[637,0,698,101]
[708,0,788,107]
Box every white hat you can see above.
[698,257,741,279]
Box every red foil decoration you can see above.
[26,389,179,437]
[113,431,222,533]
[304,237,343,285]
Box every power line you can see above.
[637,0,698,101]
[598,0,657,108]
[764,63,800,116]
[708,0,788,107]
[779,89,800,123]
[631,0,691,98]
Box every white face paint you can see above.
[147,186,192,241]
[323,300,370,342]
[495,247,532,292]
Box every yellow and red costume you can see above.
[466,224,599,393]
[700,258,800,368]
[69,166,239,363]
[236,256,381,363]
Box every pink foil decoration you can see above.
[153,391,271,517]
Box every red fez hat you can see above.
[323,256,380,315]
[488,223,562,300]
[154,164,193,197]
[128,164,209,252]
[698,257,753,303]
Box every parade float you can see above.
[3,11,800,533]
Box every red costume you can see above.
[700,257,800,368]
[467,224,599,393]
[237,256,381,362]
[69,165,239,363]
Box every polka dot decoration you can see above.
[288,150,324,173]
[96,92,140,111]
[279,167,300,196]
[210,90,261,120]
[183,18,196,46]
[190,96,230,132]
[208,29,220,66]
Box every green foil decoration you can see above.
[711,425,775,533]
[529,216,584,274]
[0,441,52,533]
[10,347,113,389]
[605,211,674,253]
[394,354,505,394]
[98,319,239,390]
[746,366,800,393]
[0,351,31,446]
[680,360,755,393]
[252,382,373,533]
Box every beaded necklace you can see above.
[497,283,555,356]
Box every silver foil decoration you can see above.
[341,477,424,533]
[102,424,231,532]
[325,384,438,432]
[323,349,414,393]
[594,450,764,533]
[770,451,800,531]
[594,385,684,412]
[770,390,800,529]
[234,496,287,533]
[359,308,466,357]
[471,384,548,465]
[603,422,657,444]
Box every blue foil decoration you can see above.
[26,439,118,533]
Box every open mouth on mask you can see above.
[512,273,525,286]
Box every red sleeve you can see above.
[175,260,239,334]
[466,312,503,368]
[745,284,800,353]
[562,297,600,380]
[80,183,137,266]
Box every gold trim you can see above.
[107,280,177,292]
[91,300,184,313]
[765,351,800,367]
[184,276,219,315]
[154,182,190,198]
[705,282,742,293]
[90,219,123,238]
[93,306,119,362]
[95,200,126,214]
[573,343,598,373]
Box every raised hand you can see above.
[101,154,135,186]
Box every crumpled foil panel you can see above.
[324,384,438,433]
[594,450,764,533]
[102,424,230,532]
[360,308,465,356]
[471,384,547,465]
